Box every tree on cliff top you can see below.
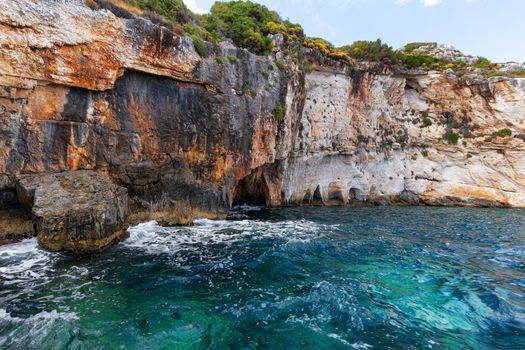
[117,0,304,55]
[109,1,482,72]
[204,1,304,55]
[339,39,400,64]
[205,1,276,55]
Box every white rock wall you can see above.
[280,68,525,207]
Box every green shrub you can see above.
[119,0,220,43]
[122,0,305,56]
[274,103,284,122]
[399,52,458,70]
[511,70,525,78]
[206,1,275,49]
[204,1,303,55]
[487,71,504,78]
[303,37,353,63]
[473,57,493,69]
[267,20,304,42]
[304,37,333,55]
[228,55,238,64]
[303,63,314,73]
[495,128,512,137]
[215,56,225,64]
[339,39,399,64]
[191,35,207,57]
[122,0,196,25]
[396,43,466,70]
[460,125,473,138]
[443,130,459,145]
[422,117,432,128]
[275,60,285,71]
[403,42,436,53]
[443,112,459,128]
[421,150,429,157]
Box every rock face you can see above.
[17,171,129,253]
[276,69,525,208]
[1,0,525,252]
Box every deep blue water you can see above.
[1,206,525,349]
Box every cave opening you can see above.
[312,185,323,205]
[328,191,345,205]
[302,190,312,205]
[231,174,269,207]
[0,189,36,243]
[349,188,362,201]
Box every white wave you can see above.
[0,238,40,257]
[124,220,166,247]
[0,238,54,285]
[0,309,78,349]
[0,309,78,323]
[123,218,327,256]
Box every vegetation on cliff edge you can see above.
[93,0,520,76]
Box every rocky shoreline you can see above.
[1,0,525,254]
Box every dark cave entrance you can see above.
[349,188,362,201]
[301,185,324,206]
[231,173,270,207]
[312,185,323,205]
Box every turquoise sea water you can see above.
[1,206,524,349]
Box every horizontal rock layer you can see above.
[1,0,525,252]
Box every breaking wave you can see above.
[0,238,54,285]
[124,218,328,254]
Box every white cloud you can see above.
[421,0,443,6]
[395,0,412,5]
[182,0,207,14]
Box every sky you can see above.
[182,0,525,63]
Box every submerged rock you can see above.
[16,171,129,254]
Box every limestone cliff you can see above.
[1,0,525,253]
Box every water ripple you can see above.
[0,206,524,349]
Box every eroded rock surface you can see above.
[276,69,525,208]
[16,171,129,253]
[1,0,525,252]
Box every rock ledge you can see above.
[16,171,130,254]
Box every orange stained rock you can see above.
[127,97,156,133]
[67,142,90,171]
[45,43,121,91]
[24,85,67,121]
[250,115,277,169]
[492,80,516,102]
[183,143,207,164]
[212,153,234,183]
[310,123,319,139]
[93,99,121,130]
[448,186,508,203]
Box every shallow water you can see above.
[1,206,525,349]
